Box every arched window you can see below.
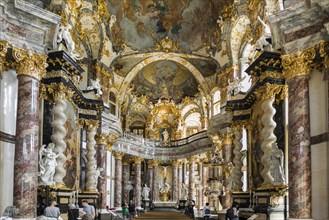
[213,90,221,116]
[109,91,116,116]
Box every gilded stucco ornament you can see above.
[221,133,233,145]
[153,36,181,53]
[319,41,329,70]
[77,118,99,131]
[95,133,107,145]
[12,47,48,81]
[106,133,120,151]
[40,82,74,103]
[282,47,316,82]
[254,83,288,103]
[113,151,124,160]
[133,156,144,164]
[0,41,9,74]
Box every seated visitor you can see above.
[80,200,95,219]
[226,202,239,220]
[202,202,211,220]
[44,200,60,219]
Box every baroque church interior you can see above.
[1,0,329,219]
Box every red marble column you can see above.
[222,133,233,209]
[122,160,130,203]
[12,50,47,218]
[13,74,40,218]
[288,75,311,219]
[172,160,179,201]
[113,152,124,207]
[96,134,107,208]
[152,160,160,201]
[133,157,143,207]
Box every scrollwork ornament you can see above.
[12,47,48,81]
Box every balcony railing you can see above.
[113,130,212,159]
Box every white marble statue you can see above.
[142,184,151,200]
[227,76,246,98]
[270,143,285,184]
[160,182,171,194]
[57,24,82,60]
[255,16,272,51]
[86,78,103,97]
[181,183,188,200]
[161,129,169,144]
[39,143,59,186]
[93,166,104,188]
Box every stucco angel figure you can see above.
[142,184,151,200]
[255,16,272,51]
[86,78,103,97]
[57,24,82,60]
[227,76,246,98]
[39,143,59,186]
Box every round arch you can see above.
[117,53,211,104]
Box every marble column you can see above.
[232,127,244,191]
[134,157,143,208]
[148,161,154,200]
[222,132,233,209]
[177,161,183,200]
[282,52,313,219]
[13,50,47,218]
[122,159,130,203]
[188,156,196,201]
[152,160,160,201]
[202,162,208,205]
[197,162,203,207]
[51,97,68,187]
[96,133,107,207]
[85,123,98,192]
[113,151,124,207]
[172,160,179,201]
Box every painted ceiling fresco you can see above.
[111,54,220,77]
[131,60,198,103]
[107,0,231,52]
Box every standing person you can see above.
[128,200,136,219]
[226,202,239,220]
[202,202,211,220]
[122,202,129,220]
[81,200,95,219]
[44,200,61,219]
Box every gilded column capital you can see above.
[106,133,120,151]
[133,156,144,165]
[113,151,124,160]
[282,47,316,82]
[319,41,329,70]
[95,133,107,145]
[122,159,130,166]
[0,41,9,74]
[78,118,99,131]
[232,119,253,130]
[254,83,288,102]
[171,159,181,167]
[221,133,233,145]
[187,156,197,164]
[40,82,74,102]
[149,159,160,168]
[12,47,48,81]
